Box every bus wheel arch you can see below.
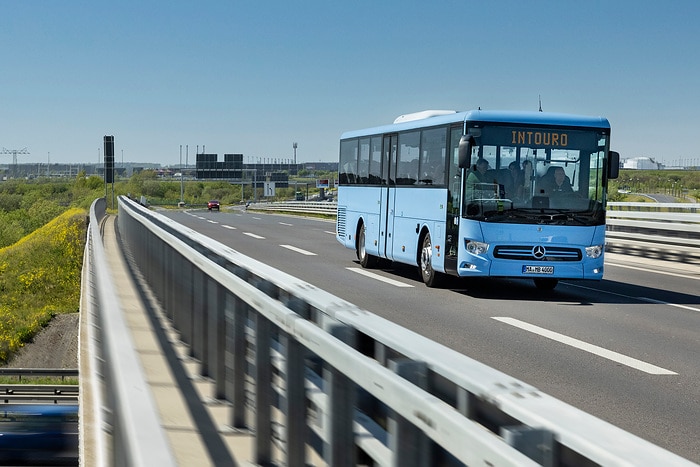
[418,228,442,287]
[356,220,377,268]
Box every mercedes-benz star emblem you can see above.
[532,245,546,259]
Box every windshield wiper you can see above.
[481,209,535,222]
[480,208,599,225]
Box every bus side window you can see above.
[358,138,370,184]
[398,131,420,185]
[339,139,359,185]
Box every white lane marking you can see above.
[222,225,237,230]
[606,261,700,281]
[346,268,414,288]
[640,297,700,313]
[280,244,317,256]
[243,232,265,239]
[325,231,337,235]
[492,317,677,375]
[252,217,261,220]
[279,222,293,226]
[207,220,218,224]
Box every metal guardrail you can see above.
[247,200,337,215]
[0,385,79,404]
[606,202,700,261]
[82,198,176,467]
[116,194,695,466]
[0,368,78,382]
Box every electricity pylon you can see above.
[1,147,30,177]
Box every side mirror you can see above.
[607,150,620,179]
[458,135,475,169]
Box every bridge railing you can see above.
[81,198,176,467]
[115,195,694,466]
[606,202,700,261]
[247,200,337,215]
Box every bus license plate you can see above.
[523,265,554,274]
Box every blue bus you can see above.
[336,110,619,289]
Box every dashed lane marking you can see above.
[346,268,414,288]
[280,245,317,256]
[492,317,677,375]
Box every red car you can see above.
[207,200,220,211]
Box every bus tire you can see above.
[357,222,377,268]
[419,232,442,287]
[534,278,558,290]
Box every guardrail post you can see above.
[457,387,477,419]
[172,252,184,334]
[162,243,172,320]
[388,360,430,467]
[501,426,556,466]
[225,294,248,429]
[200,275,215,378]
[285,297,310,466]
[203,269,221,390]
[325,325,357,467]
[192,267,207,366]
[212,283,226,399]
[255,311,273,465]
[178,260,194,348]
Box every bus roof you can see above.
[340,110,611,140]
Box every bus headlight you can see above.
[585,244,603,259]
[465,239,489,255]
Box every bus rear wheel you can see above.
[357,223,377,268]
[534,278,559,290]
[420,232,442,287]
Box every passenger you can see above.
[521,160,534,196]
[507,161,524,199]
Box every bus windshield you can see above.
[463,124,609,225]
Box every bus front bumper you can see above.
[457,257,605,280]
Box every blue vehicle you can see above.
[336,110,619,289]
[0,404,78,463]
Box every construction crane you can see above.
[1,147,30,177]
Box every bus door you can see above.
[380,134,398,260]
[444,126,463,275]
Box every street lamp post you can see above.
[180,145,184,205]
[293,142,298,174]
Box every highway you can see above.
[159,206,700,463]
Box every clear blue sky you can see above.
[2,1,699,167]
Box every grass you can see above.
[0,376,79,385]
[0,209,87,363]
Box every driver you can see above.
[549,167,573,194]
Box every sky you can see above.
[2,1,700,167]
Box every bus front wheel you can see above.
[357,223,377,268]
[420,232,442,287]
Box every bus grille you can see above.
[493,245,582,261]
[337,207,346,238]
